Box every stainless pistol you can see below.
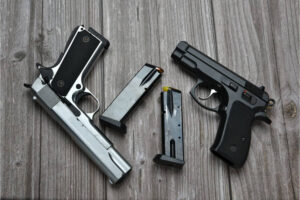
[25,25,131,184]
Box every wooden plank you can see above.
[0,0,42,198]
[156,1,231,199]
[268,0,300,199]
[38,0,106,199]
[103,0,230,199]
[102,0,162,198]
[212,0,296,199]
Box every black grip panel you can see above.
[210,101,254,168]
[51,30,101,96]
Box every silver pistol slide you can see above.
[25,25,131,184]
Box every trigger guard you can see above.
[76,88,100,120]
[190,79,219,113]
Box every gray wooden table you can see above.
[0,0,299,199]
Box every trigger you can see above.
[254,112,272,124]
[199,89,217,100]
[74,91,86,104]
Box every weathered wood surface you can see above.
[0,0,42,198]
[0,0,298,199]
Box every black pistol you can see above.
[171,41,275,168]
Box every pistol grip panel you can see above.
[211,101,254,168]
[51,29,104,96]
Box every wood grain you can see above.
[268,0,300,199]
[0,0,298,199]
[0,0,42,198]
[102,0,164,199]
[156,0,230,199]
[212,0,297,199]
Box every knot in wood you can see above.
[13,51,26,62]
[284,101,297,118]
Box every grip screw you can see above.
[57,80,65,87]
[230,145,237,152]
[82,36,90,43]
